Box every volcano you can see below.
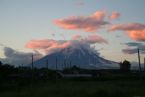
[32,45,118,69]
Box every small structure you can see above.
[57,71,92,78]
[57,65,92,78]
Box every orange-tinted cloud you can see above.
[109,11,120,20]
[109,23,145,41]
[128,30,145,41]
[54,11,109,32]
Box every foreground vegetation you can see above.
[0,61,145,97]
[0,79,145,97]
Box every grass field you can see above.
[0,79,145,97]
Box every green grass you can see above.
[0,79,145,97]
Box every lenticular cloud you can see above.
[26,35,108,55]
[54,11,109,32]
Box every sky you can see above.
[0,0,145,66]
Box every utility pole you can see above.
[70,61,72,68]
[21,63,23,67]
[138,48,141,72]
[46,59,48,69]
[31,54,34,84]
[55,57,58,71]
[31,54,34,69]
[144,57,145,72]
[64,59,66,69]
[61,61,63,70]
[55,57,58,80]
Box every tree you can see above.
[120,60,131,72]
[0,61,2,66]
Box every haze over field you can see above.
[0,0,145,67]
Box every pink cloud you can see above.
[26,35,108,54]
[85,35,108,44]
[25,39,72,54]
[26,39,56,50]
[76,0,85,6]
[54,11,109,32]
[108,23,145,41]
[71,34,108,44]
[92,11,106,21]
[108,23,145,31]
[109,11,120,20]
[72,34,82,40]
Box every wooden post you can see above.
[138,48,141,72]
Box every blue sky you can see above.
[0,0,145,65]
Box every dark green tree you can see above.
[0,61,2,66]
[120,60,131,72]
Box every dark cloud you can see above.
[125,42,142,46]
[0,47,42,66]
[122,42,145,54]
[122,48,138,54]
